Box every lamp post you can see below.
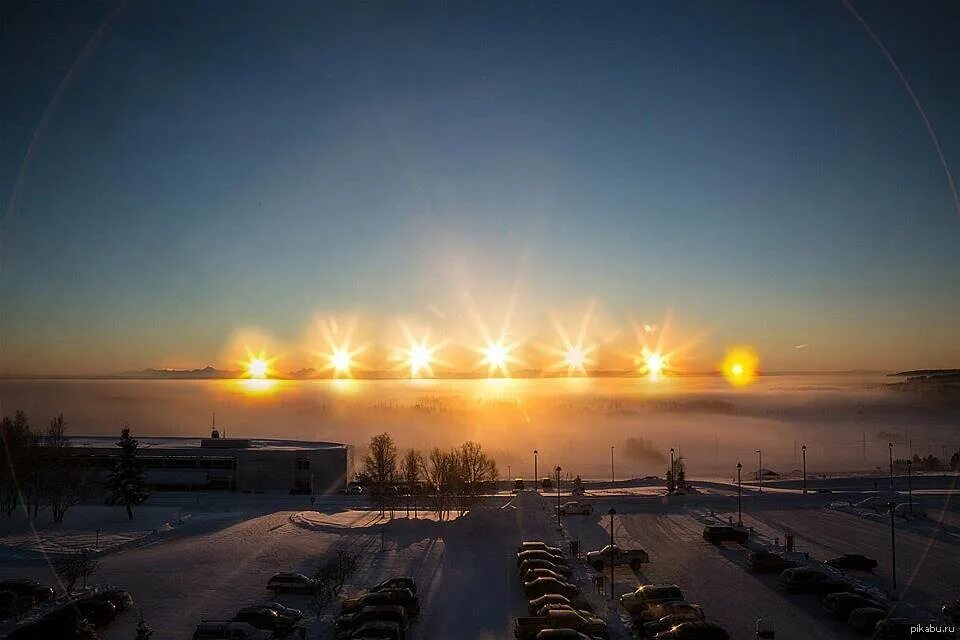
[756,449,763,494]
[611,445,615,486]
[555,466,562,530]
[888,500,897,593]
[801,444,807,495]
[534,450,538,490]
[669,448,675,492]
[907,459,913,517]
[736,462,743,526]
[888,442,894,491]
[608,507,616,600]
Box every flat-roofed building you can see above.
[69,435,352,494]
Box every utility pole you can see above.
[556,466,562,530]
[736,462,742,526]
[669,448,675,493]
[611,446,615,486]
[534,450,538,490]
[608,508,616,600]
[756,449,763,494]
[888,443,894,491]
[888,500,897,593]
[802,444,807,495]
[907,459,913,517]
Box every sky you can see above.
[1,0,959,375]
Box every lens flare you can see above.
[545,304,599,376]
[393,326,445,378]
[481,341,511,375]
[331,348,352,373]
[240,348,277,379]
[247,358,268,379]
[564,347,586,369]
[722,346,759,387]
[636,346,667,379]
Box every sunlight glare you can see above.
[722,346,759,387]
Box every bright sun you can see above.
[564,347,586,369]
[331,349,352,373]
[247,358,268,379]
[644,352,664,376]
[722,346,759,387]
[409,344,431,376]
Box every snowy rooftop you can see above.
[69,436,348,451]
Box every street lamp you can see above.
[669,448,675,492]
[888,442,894,491]
[555,466,562,530]
[736,462,743,526]
[756,449,763,494]
[801,444,807,495]
[534,450,538,490]
[888,500,897,593]
[907,459,913,517]
[611,445,615,486]
[608,507,616,600]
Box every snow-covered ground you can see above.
[1,480,958,639]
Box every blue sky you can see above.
[2,1,959,374]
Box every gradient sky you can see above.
[2,1,959,375]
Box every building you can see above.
[70,435,353,494]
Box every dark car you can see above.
[346,620,403,640]
[265,602,303,620]
[527,594,593,615]
[746,550,795,573]
[642,612,707,638]
[371,577,417,596]
[523,577,579,600]
[87,589,134,612]
[702,525,748,545]
[234,605,301,636]
[779,567,851,595]
[822,592,885,620]
[266,572,318,594]
[336,604,408,636]
[872,617,912,640]
[827,554,879,572]
[72,596,118,626]
[341,588,420,617]
[0,579,55,602]
[847,607,886,635]
[518,549,567,567]
[653,620,729,640]
[519,558,573,578]
[942,599,960,625]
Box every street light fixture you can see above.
[534,450,538,491]
[608,507,616,600]
[888,500,897,593]
[907,459,913,517]
[555,466,562,530]
[888,442,894,491]
[801,444,807,495]
[669,448,675,493]
[736,462,743,526]
[756,449,762,494]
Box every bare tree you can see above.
[53,551,98,592]
[402,449,423,517]
[363,433,398,516]
[41,415,93,524]
[424,447,454,521]
[455,441,498,515]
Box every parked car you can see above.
[0,579,54,602]
[534,630,595,640]
[746,550,795,573]
[893,502,926,519]
[556,501,593,516]
[571,486,586,496]
[5,606,83,640]
[871,617,912,639]
[855,496,892,511]
[515,609,609,640]
[642,612,707,638]
[72,596,118,626]
[193,620,274,639]
[702,525,748,544]
[371,577,417,596]
[620,584,685,616]
[827,554,879,572]
[523,577,579,600]
[586,544,649,571]
[652,620,729,639]
[822,592,886,620]
[344,620,403,640]
[779,567,851,594]
[519,541,564,555]
[637,602,704,624]
[523,568,571,583]
[847,607,887,635]
[235,605,302,637]
[336,605,407,638]
[266,573,317,594]
[92,588,133,612]
[527,594,593,616]
[519,558,574,578]
[518,549,567,567]
[341,588,420,617]
[264,603,303,621]
[514,479,526,491]
[942,599,960,624]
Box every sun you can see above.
[477,339,519,377]
[241,348,277,379]
[331,348,351,374]
[565,347,586,369]
[544,304,598,376]
[637,346,667,380]
[722,346,759,387]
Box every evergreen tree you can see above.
[106,426,149,520]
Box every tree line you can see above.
[0,410,149,523]
[359,433,498,521]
